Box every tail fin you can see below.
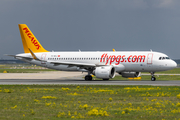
[18,24,49,53]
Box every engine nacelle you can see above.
[94,66,116,79]
[119,72,141,78]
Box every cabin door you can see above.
[41,54,47,64]
[147,53,153,64]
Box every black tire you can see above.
[85,76,88,80]
[151,77,156,81]
[103,79,109,81]
[85,75,92,81]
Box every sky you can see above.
[1,0,180,59]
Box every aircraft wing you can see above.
[50,61,97,67]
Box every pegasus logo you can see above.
[100,53,146,65]
[23,27,41,50]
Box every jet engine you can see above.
[93,66,116,79]
[119,72,141,78]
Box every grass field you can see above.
[0,64,55,73]
[108,75,180,81]
[0,85,180,120]
[0,69,55,73]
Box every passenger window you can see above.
[159,57,161,60]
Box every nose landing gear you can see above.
[150,72,156,81]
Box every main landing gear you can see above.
[150,72,156,81]
[85,75,92,81]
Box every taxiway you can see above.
[1,71,180,86]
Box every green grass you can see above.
[108,75,180,81]
[144,68,180,74]
[0,64,31,69]
[0,69,55,73]
[0,64,55,73]
[0,85,180,120]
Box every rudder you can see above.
[18,24,49,53]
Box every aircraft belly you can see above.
[124,63,144,71]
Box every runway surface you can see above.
[1,72,180,86]
[0,79,180,86]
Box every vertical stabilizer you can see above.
[18,24,49,53]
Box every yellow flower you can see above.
[57,112,65,117]
[31,109,35,115]
[128,103,132,106]
[42,96,57,99]
[61,87,70,91]
[74,111,77,115]
[109,97,113,101]
[177,94,180,99]
[176,102,180,107]
[34,99,39,102]
[45,102,51,106]
[151,99,157,102]
[3,89,11,93]
[11,105,17,109]
[67,92,82,96]
[83,104,88,110]
[122,111,125,114]
[87,108,109,116]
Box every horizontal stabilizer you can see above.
[4,54,16,57]
[5,54,32,60]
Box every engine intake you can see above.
[94,66,116,79]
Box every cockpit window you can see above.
[159,57,170,60]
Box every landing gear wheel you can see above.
[150,72,156,81]
[103,79,109,81]
[151,77,156,81]
[85,75,92,81]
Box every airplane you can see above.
[7,24,177,81]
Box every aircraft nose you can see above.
[170,60,177,68]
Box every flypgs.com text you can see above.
[23,27,41,50]
[100,53,146,65]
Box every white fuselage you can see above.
[16,51,177,73]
